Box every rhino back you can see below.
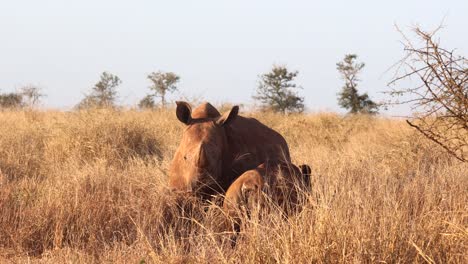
[224,115,291,178]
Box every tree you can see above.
[0,92,24,108]
[19,85,44,107]
[253,65,304,113]
[388,27,467,162]
[78,72,121,109]
[138,94,156,109]
[0,86,44,109]
[337,54,379,114]
[146,71,180,108]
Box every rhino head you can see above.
[168,101,239,199]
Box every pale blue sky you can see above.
[1,0,467,114]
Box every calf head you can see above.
[223,167,265,234]
[168,101,239,199]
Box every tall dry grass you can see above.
[0,109,466,263]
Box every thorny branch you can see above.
[387,26,468,162]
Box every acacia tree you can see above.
[78,72,121,109]
[388,27,468,162]
[253,65,304,113]
[143,71,180,108]
[337,54,379,114]
[19,85,44,107]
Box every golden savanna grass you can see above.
[0,108,466,263]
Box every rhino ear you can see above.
[197,144,209,168]
[176,101,192,125]
[216,105,239,126]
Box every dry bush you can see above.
[0,109,466,263]
[388,26,468,162]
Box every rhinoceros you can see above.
[222,161,311,240]
[223,162,311,223]
[168,101,291,199]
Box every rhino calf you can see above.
[222,166,265,233]
[223,162,312,234]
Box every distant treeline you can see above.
[1,54,380,115]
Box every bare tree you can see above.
[19,85,44,107]
[388,26,468,162]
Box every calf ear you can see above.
[176,101,192,125]
[216,105,239,126]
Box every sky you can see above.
[1,0,467,114]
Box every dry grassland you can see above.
[0,109,466,263]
